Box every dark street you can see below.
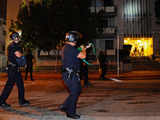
[0,70,160,120]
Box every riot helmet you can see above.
[65,31,81,42]
[10,32,20,40]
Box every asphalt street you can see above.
[0,70,160,120]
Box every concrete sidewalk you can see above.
[0,70,160,120]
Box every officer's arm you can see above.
[8,45,19,64]
[77,48,86,59]
[14,51,23,58]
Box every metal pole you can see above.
[95,0,96,13]
[109,34,122,83]
[0,56,2,72]
[117,34,120,77]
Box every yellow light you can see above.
[124,37,153,57]
[124,40,128,44]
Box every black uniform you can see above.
[61,44,82,115]
[0,42,29,106]
[98,51,107,80]
[25,51,34,81]
[80,61,88,86]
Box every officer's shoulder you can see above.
[8,42,14,48]
[8,42,18,50]
[63,44,69,49]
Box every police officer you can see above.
[0,32,30,108]
[60,31,87,119]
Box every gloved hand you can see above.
[16,56,26,67]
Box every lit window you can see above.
[124,37,153,56]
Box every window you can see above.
[105,40,114,49]
[104,0,113,6]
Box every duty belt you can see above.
[8,61,17,67]
[62,67,79,73]
[7,61,22,72]
[62,67,80,80]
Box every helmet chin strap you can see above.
[14,38,21,43]
[66,41,76,46]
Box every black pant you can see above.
[0,66,25,103]
[25,65,33,80]
[62,72,82,114]
[80,66,89,86]
[100,65,107,79]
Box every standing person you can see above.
[98,50,108,80]
[80,49,92,88]
[25,49,34,81]
[0,32,30,108]
[80,61,89,87]
[60,31,88,119]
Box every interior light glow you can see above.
[124,37,153,56]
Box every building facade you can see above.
[1,0,160,57]
[0,0,7,53]
[91,0,160,57]
[90,0,116,56]
[0,0,7,21]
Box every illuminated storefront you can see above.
[124,37,153,57]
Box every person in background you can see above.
[80,49,92,88]
[25,49,34,81]
[98,50,108,80]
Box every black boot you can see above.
[59,105,68,112]
[0,102,11,108]
[19,99,30,106]
[66,113,80,119]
